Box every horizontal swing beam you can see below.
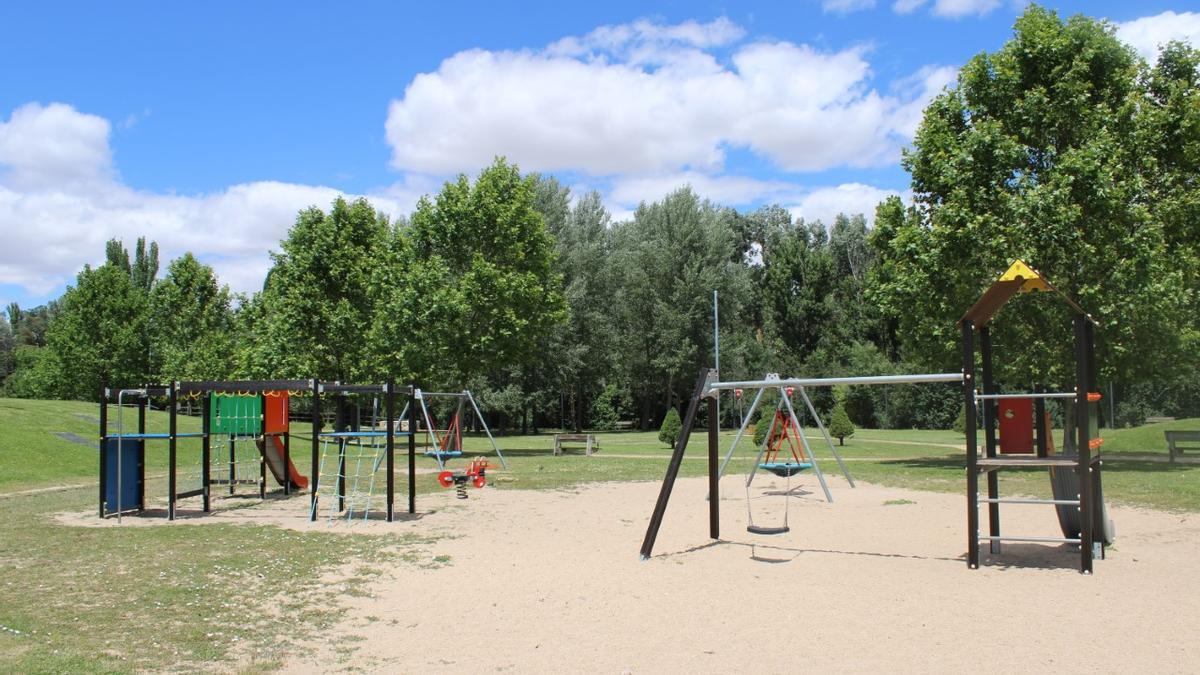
[977,497,1080,506]
[974,392,1076,400]
[708,372,963,393]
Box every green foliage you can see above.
[871,6,1200,389]
[589,381,630,431]
[828,396,856,445]
[658,406,682,448]
[376,158,567,387]
[612,187,751,426]
[149,253,236,380]
[254,197,387,381]
[2,346,58,398]
[43,263,150,398]
[953,404,968,436]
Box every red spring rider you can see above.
[437,457,491,499]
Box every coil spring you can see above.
[456,478,469,500]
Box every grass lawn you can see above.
[0,397,1198,671]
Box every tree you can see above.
[255,197,387,381]
[149,253,236,380]
[43,263,150,398]
[871,6,1198,389]
[658,407,682,448]
[376,158,566,387]
[547,188,620,431]
[828,402,855,445]
[611,187,751,428]
[0,313,13,386]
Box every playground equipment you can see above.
[99,379,419,523]
[961,260,1114,574]
[639,369,962,559]
[716,377,851,502]
[639,260,1113,574]
[413,389,507,470]
[437,457,492,499]
[740,386,815,536]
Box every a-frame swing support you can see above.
[414,389,508,469]
[640,368,962,560]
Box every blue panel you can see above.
[104,438,142,512]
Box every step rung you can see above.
[979,535,1080,544]
[977,497,1079,505]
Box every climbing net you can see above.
[309,431,389,523]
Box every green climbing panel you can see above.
[209,394,262,436]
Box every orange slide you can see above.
[256,436,309,490]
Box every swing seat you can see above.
[747,525,790,535]
[759,462,811,477]
[425,450,463,459]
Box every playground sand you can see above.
[296,476,1200,673]
[57,476,1200,672]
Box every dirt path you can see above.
[264,476,1200,673]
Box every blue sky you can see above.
[1,1,1198,309]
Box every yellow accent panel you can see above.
[998,260,1050,293]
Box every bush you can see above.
[753,405,778,446]
[828,402,855,445]
[953,404,968,436]
[658,407,682,448]
[590,382,629,431]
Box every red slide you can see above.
[256,436,309,490]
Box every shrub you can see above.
[828,402,855,445]
[658,407,682,448]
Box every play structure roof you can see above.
[959,259,1096,327]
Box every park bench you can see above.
[554,433,599,456]
[1164,430,1200,463]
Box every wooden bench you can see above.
[1165,430,1200,463]
[554,433,599,456]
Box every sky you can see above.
[2,0,1199,310]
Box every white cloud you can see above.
[1116,11,1200,62]
[823,0,876,14]
[609,172,803,207]
[0,103,414,298]
[385,18,950,177]
[892,0,1000,18]
[0,102,114,191]
[785,183,903,226]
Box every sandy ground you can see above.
[59,475,1200,672]
[304,476,1200,673]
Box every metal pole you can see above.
[310,378,320,522]
[717,386,766,478]
[980,326,1000,553]
[466,390,507,468]
[713,289,719,433]
[408,382,417,514]
[710,372,964,391]
[386,379,395,522]
[99,380,107,518]
[169,382,177,521]
[640,368,713,560]
[962,320,979,569]
[707,396,719,540]
[780,391,833,502]
[1076,316,1094,574]
[797,386,855,487]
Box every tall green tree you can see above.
[43,263,150,398]
[373,158,566,388]
[612,187,750,427]
[254,197,388,381]
[149,253,236,380]
[870,6,1197,387]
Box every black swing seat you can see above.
[747,525,790,535]
[759,462,811,478]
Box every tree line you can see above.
[3,7,1199,430]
